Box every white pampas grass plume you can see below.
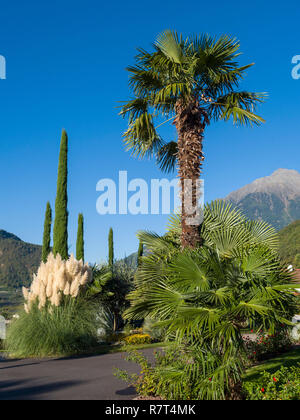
[24,252,93,312]
[22,287,29,301]
[63,282,71,296]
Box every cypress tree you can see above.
[53,129,69,260]
[76,213,84,262]
[108,227,114,267]
[42,202,52,263]
[137,240,143,267]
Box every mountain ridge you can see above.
[225,169,300,230]
[0,230,41,288]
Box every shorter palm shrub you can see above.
[6,298,98,357]
[123,203,299,399]
[116,346,244,400]
[243,365,300,400]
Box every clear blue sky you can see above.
[0,0,299,263]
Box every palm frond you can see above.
[155,30,186,64]
[156,141,178,173]
[209,91,267,126]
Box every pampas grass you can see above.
[6,297,98,357]
[6,253,97,357]
[22,253,92,312]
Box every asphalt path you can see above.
[0,349,156,400]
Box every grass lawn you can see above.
[243,346,300,382]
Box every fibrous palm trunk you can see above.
[174,97,207,248]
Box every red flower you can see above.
[209,378,212,382]
[273,377,277,382]
[251,330,254,333]
[261,388,265,392]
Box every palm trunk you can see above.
[174,97,207,248]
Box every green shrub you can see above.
[123,334,152,345]
[5,298,98,357]
[243,365,300,400]
[244,327,293,363]
[116,346,244,400]
[142,318,167,342]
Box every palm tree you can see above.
[121,30,266,248]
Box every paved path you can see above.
[0,349,155,400]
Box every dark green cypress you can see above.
[108,227,114,267]
[137,240,143,267]
[42,202,52,263]
[53,129,69,260]
[76,213,84,262]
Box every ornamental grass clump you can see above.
[6,253,98,357]
[22,253,92,312]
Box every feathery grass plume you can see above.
[42,202,52,263]
[76,213,84,262]
[53,129,69,260]
[22,253,92,313]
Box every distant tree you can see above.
[294,254,300,269]
[76,213,84,262]
[108,228,114,267]
[137,240,143,267]
[42,202,52,263]
[53,130,69,260]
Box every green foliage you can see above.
[42,202,52,263]
[76,213,84,262]
[278,220,300,264]
[294,254,300,268]
[5,297,98,357]
[142,317,167,342]
[108,228,114,267]
[0,231,41,288]
[53,129,69,260]
[116,346,243,400]
[244,327,293,363]
[88,262,135,332]
[137,240,143,267]
[243,365,300,400]
[123,201,298,399]
[121,30,265,170]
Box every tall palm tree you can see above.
[121,30,266,248]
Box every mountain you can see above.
[0,230,41,288]
[122,252,138,268]
[278,220,300,266]
[225,169,300,230]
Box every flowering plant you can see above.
[243,365,300,400]
[245,327,292,362]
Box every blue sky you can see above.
[0,0,299,263]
